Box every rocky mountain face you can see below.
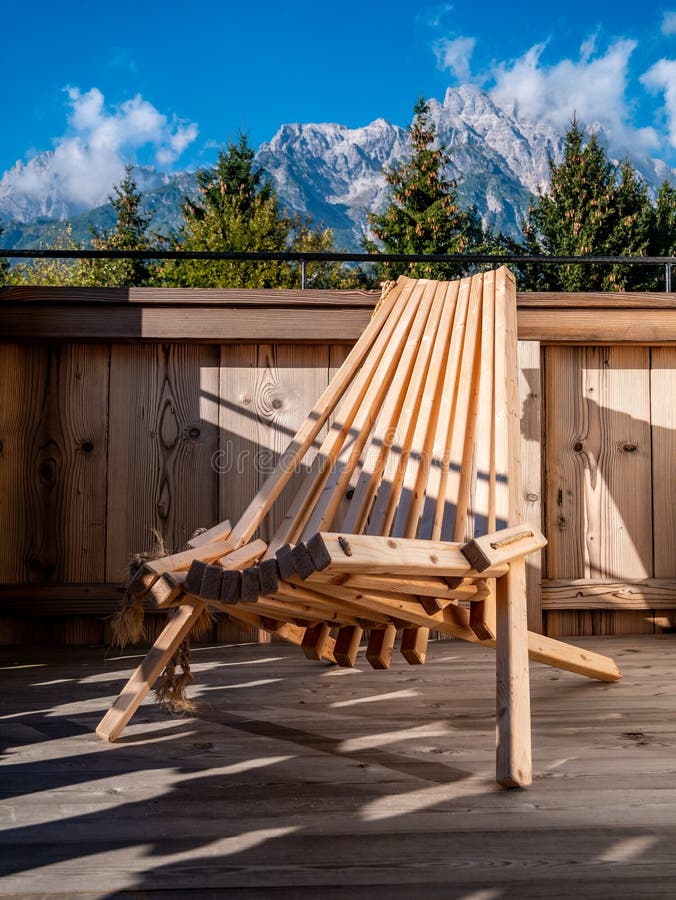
[1,85,674,250]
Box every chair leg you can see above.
[495,558,532,788]
[97,603,204,743]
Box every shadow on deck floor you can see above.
[1,635,675,899]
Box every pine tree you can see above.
[155,135,360,288]
[366,97,482,280]
[521,121,658,291]
[79,166,152,286]
[0,225,8,284]
[156,136,293,287]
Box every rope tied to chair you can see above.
[110,530,170,648]
[489,529,534,550]
[155,605,214,714]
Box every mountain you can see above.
[2,85,674,251]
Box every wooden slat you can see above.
[651,347,676,578]
[518,340,543,632]
[307,532,510,578]
[228,278,413,549]
[300,280,438,538]
[265,279,423,550]
[365,283,451,536]
[365,624,397,669]
[391,280,466,538]
[517,309,676,344]
[334,572,476,601]
[0,286,380,306]
[400,626,430,664]
[495,559,532,788]
[541,578,676,609]
[0,343,109,585]
[0,305,377,342]
[333,624,363,667]
[96,603,205,742]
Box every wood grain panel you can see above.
[0,343,109,584]
[106,343,220,583]
[545,346,654,636]
[651,347,676,577]
[217,344,330,542]
[650,347,676,630]
[518,341,543,632]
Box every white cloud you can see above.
[489,38,659,154]
[1,87,198,210]
[642,59,676,147]
[662,12,676,35]
[435,36,476,81]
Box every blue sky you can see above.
[2,0,676,205]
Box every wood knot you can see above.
[271,397,283,410]
[573,441,584,452]
[186,426,201,441]
[79,440,94,453]
[338,536,352,556]
[387,539,397,549]
[621,442,638,454]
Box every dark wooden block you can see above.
[259,558,279,596]
[220,569,241,605]
[442,576,464,589]
[291,542,315,580]
[185,560,209,596]
[306,533,332,571]
[241,567,261,603]
[199,564,223,601]
[275,544,296,580]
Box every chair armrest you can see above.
[460,524,547,573]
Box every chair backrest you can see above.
[228,267,522,555]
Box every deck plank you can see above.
[1,636,675,898]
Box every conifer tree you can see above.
[156,137,292,287]
[366,97,482,280]
[156,135,359,288]
[0,225,8,284]
[79,166,152,286]
[521,121,660,290]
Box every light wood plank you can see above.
[96,603,205,742]
[541,578,676,609]
[0,344,109,584]
[518,340,543,632]
[495,559,532,788]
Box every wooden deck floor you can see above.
[1,635,675,899]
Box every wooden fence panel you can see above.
[1,287,675,644]
[0,343,109,584]
[217,344,331,545]
[105,343,220,583]
[651,347,676,630]
[544,346,655,636]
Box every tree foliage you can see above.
[0,225,8,284]
[78,165,152,286]
[365,97,492,280]
[155,135,358,288]
[521,120,675,290]
[7,224,81,286]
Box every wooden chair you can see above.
[97,268,621,788]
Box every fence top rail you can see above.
[2,248,676,265]
[3,286,676,310]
